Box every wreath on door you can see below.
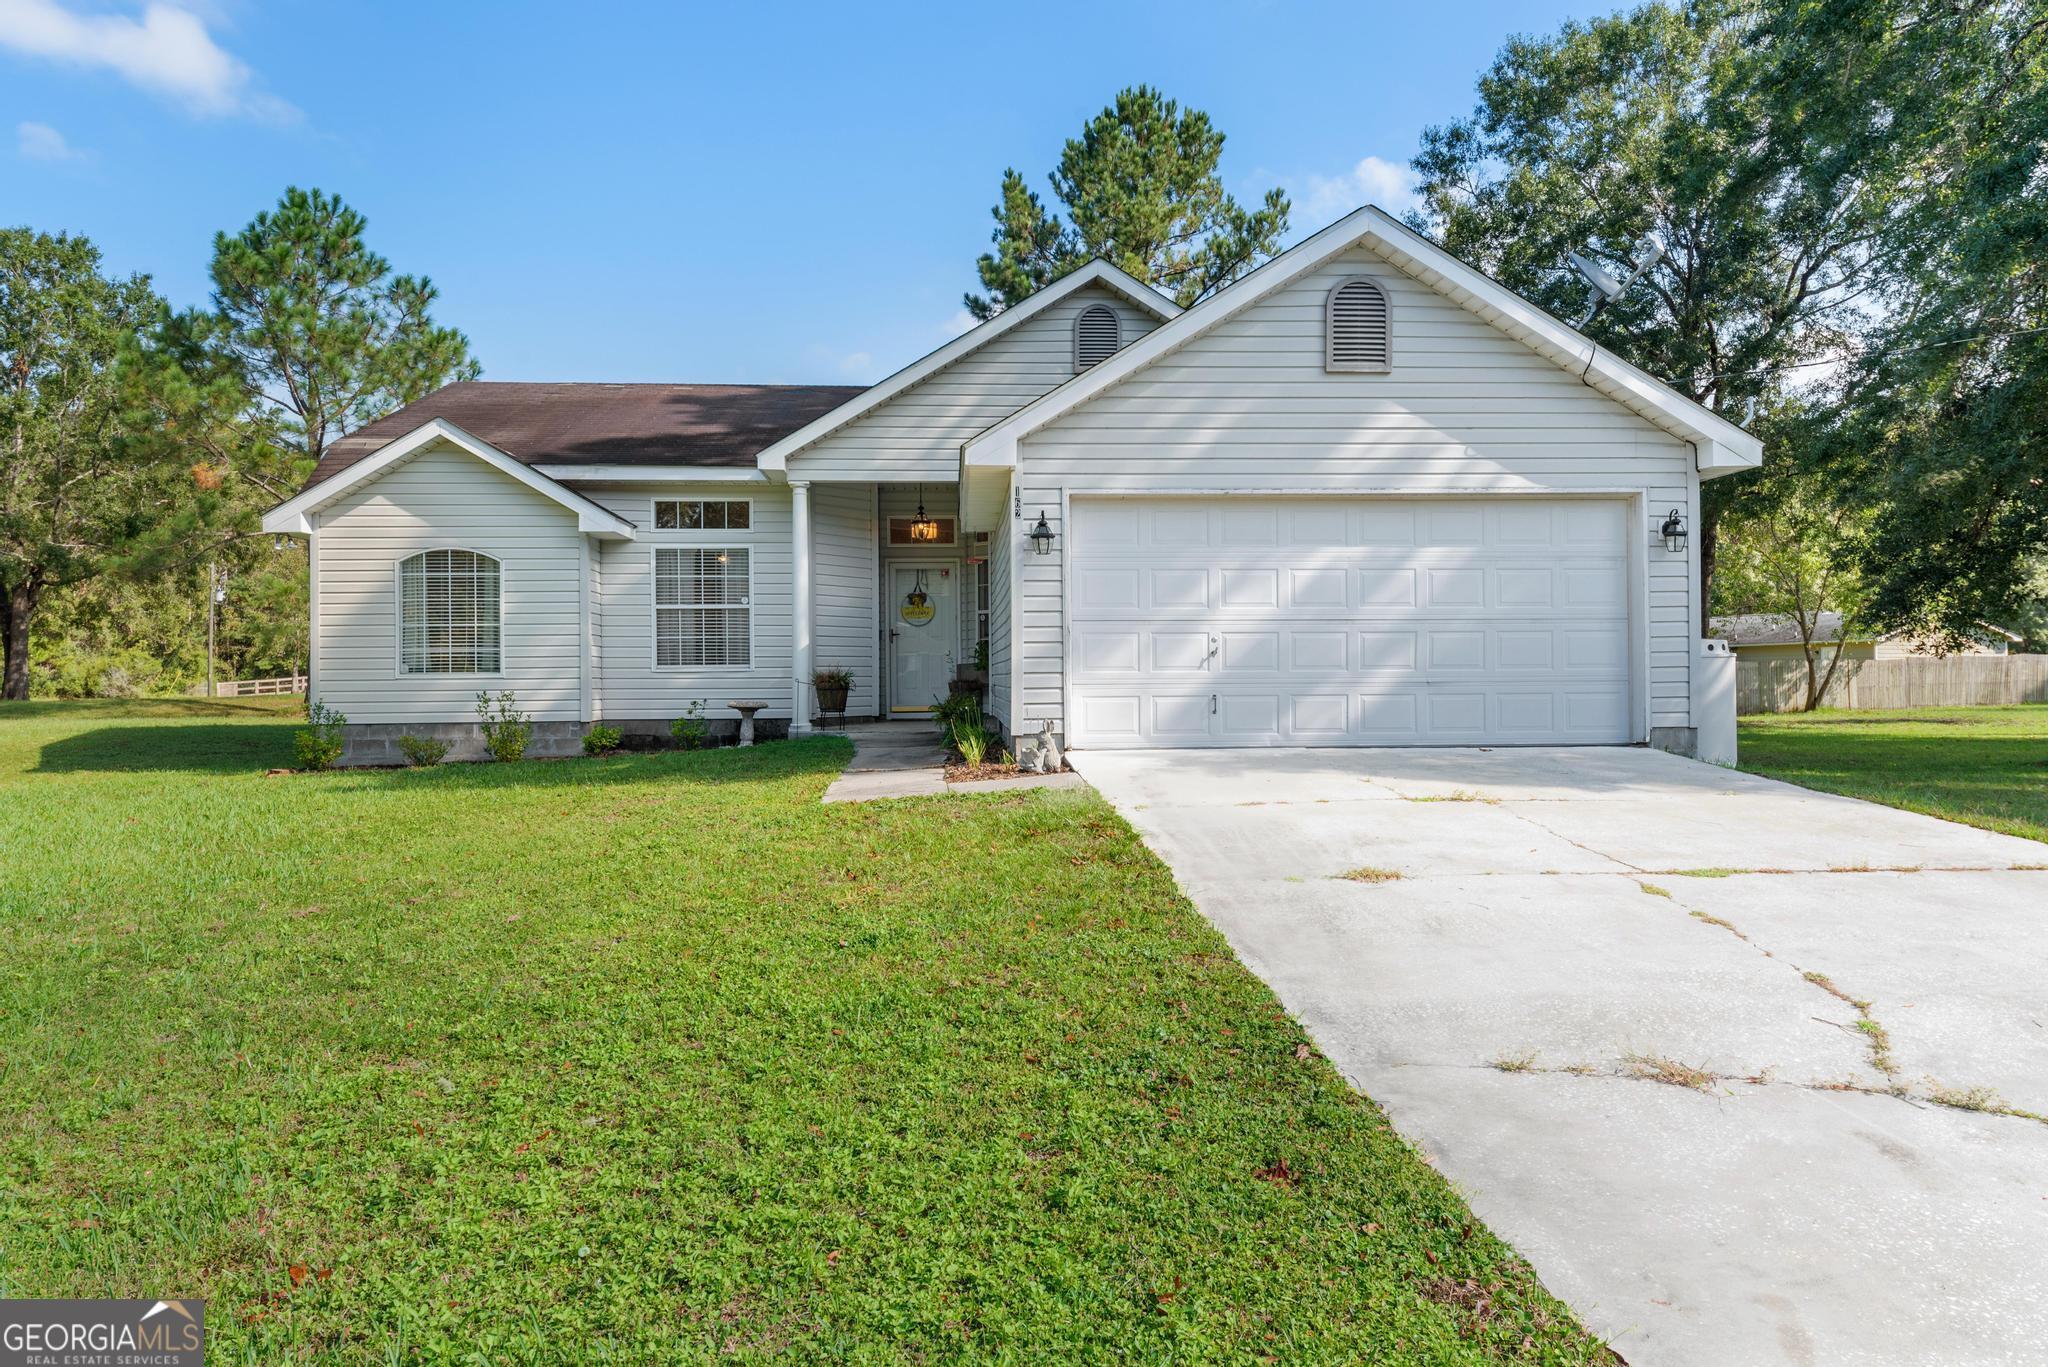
[900,570,935,625]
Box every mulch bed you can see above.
[944,762,1026,783]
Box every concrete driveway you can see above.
[1068,746,2048,1366]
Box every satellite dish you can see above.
[1569,252,1624,301]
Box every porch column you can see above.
[790,479,814,735]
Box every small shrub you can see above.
[954,724,992,768]
[397,734,449,767]
[583,724,624,757]
[670,701,710,751]
[972,639,990,672]
[295,700,347,771]
[475,690,532,762]
[932,689,980,735]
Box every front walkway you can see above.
[820,721,1087,802]
[820,721,950,801]
[1069,745,2048,1366]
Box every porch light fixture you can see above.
[908,485,941,543]
[1661,508,1687,554]
[1028,511,1056,556]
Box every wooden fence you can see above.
[1737,655,2048,714]
[216,675,308,698]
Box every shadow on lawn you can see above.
[31,725,855,787]
[31,722,301,774]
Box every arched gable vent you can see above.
[1326,277,1392,373]
[1073,303,1122,372]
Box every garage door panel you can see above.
[1068,496,1635,748]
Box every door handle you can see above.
[1205,633,1220,667]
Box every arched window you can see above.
[398,549,501,674]
[1326,277,1392,372]
[1073,302,1121,372]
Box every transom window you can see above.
[654,498,751,530]
[887,516,955,546]
[655,547,751,668]
[398,549,501,674]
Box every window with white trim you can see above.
[398,549,501,674]
[655,547,751,667]
[654,498,751,530]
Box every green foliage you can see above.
[1711,446,1873,710]
[966,86,1290,317]
[582,724,623,757]
[92,186,478,704]
[0,227,169,698]
[953,722,993,768]
[397,734,449,767]
[1783,3,2048,641]
[931,688,981,735]
[206,186,479,462]
[812,666,853,695]
[0,702,1606,1360]
[933,690,995,765]
[294,699,346,770]
[1411,1,1919,627]
[474,690,531,762]
[669,700,710,751]
[972,639,990,672]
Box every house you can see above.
[262,205,1763,765]
[1712,613,2018,662]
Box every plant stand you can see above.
[727,701,768,747]
[814,688,850,731]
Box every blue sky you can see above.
[4,0,1599,385]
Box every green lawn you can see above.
[1738,704,2048,844]
[0,700,1603,1363]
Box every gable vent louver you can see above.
[1073,303,1122,372]
[1326,277,1391,373]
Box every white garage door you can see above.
[1067,497,1636,748]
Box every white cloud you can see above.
[1296,154,1423,231]
[17,119,86,160]
[936,308,979,340]
[0,0,295,120]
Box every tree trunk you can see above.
[3,580,34,700]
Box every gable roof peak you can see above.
[962,203,1763,478]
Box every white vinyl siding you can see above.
[585,482,793,722]
[1013,241,1698,741]
[313,442,584,723]
[810,483,880,717]
[787,285,1159,482]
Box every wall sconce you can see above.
[1028,511,1056,556]
[1661,508,1687,554]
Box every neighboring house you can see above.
[263,205,1763,764]
[1712,613,2017,663]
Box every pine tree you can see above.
[966,87,1289,319]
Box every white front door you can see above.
[887,562,958,713]
[1067,496,1636,748]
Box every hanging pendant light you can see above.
[909,484,940,542]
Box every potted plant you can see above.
[813,666,853,715]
